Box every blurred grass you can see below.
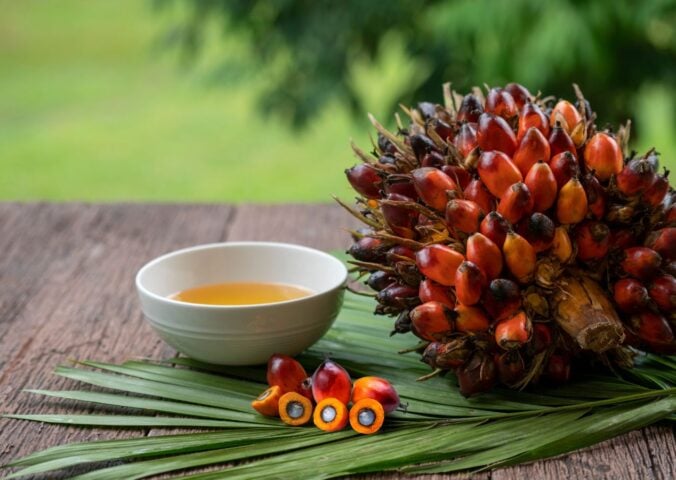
[0,0,673,202]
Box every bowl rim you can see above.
[135,241,348,310]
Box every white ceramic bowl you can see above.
[135,242,347,365]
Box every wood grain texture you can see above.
[0,203,673,480]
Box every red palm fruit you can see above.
[376,283,418,310]
[518,212,555,252]
[666,261,676,277]
[366,271,395,292]
[583,132,623,181]
[648,275,676,312]
[549,100,582,134]
[644,228,676,261]
[497,182,534,224]
[532,323,553,353]
[477,150,523,198]
[503,231,536,283]
[496,351,525,385]
[480,211,511,248]
[643,171,670,207]
[457,94,483,123]
[348,237,387,263]
[384,178,418,200]
[345,164,382,199]
[410,134,440,161]
[495,311,532,349]
[525,161,558,212]
[454,304,491,333]
[551,226,574,263]
[575,221,611,262]
[617,158,657,198]
[312,359,352,405]
[504,82,531,109]
[455,261,487,306]
[485,88,518,119]
[556,177,588,225]
[581,172,606,219]
[422,339,472,369]
[415,244,465,286]
[517,102,549,141]
[411,167,458,211]
[477,113,518,157]
[433,118,454,141]
[610,229,637,251]
[351,377,400,414]
[267,354,312,400]
[463,177,495,213]
[512,127,551,176]
[454,123,479,158]
[442,165,472,190]
[613,278,650,314]
[381,193,418,239]
[466,232,503,280]
[386,245,416,264]
[445,199,484,234]
[546,354,571,383]
[410,301,455,341]
[548,122,577,159]
[482,278,522,321]
[668,204,676,224]
[549,151,579,190]
[621,247,662,281]
[419,279,455,308]
[629,311,675,354]
[456,351,497,397]
[421,151,446,168]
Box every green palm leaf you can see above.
[2,289,675,479]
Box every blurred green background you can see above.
[1,0,674,202]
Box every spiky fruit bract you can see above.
[342,82,675,396]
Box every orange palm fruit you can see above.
[312,359,352,405]
[551,226,574,263]
[581,172,606,219]
[418,279,455,308]
[643,172,670,207]
[549,100,582,134]
[454,304,491,332]
[583,132,623,181]
[503,231,536,283]
[442,165,472,190]
[525,161,558,212]
[351,377,400,414]
[548,122,577,159]
[621,247,662,281]
[477,113,518,157]
[485,87,518,119]
[575,220,611,262]
[455,261,487,305]
[497,182,534,224]
[517,101,549,141]
[644,227,676,261]
[518,212,556,252]
[482,278,521,321]
[410,301,455,341]
[556,177,588,224]
[279,392,313,426]
[415,244,465,286]
[267,354,312,400]
[477,150,523,198]
[512,127,551,176]
[495,311,532,349]
[616,157,655,197]
[313,398,349,432]
[466,232,503,280]
[349,398,385,434]
[454,122,479,158]
[411,167,458,211]
[648,275,676,312]
[463,177,496,214]
[548,151,580,190]
[251,385,283,417]
[504,82,531,109]
[479,211,511,248]
[457,94,483,123]
[445,199,484,234]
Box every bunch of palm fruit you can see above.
[341,83,675,396]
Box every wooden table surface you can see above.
[0,202,673,479]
